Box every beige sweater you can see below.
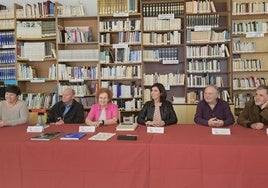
[0,100,29,126]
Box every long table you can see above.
[1,124,268,188]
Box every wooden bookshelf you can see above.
[231,0,268,114]
[56,15,99,109]
[98,0,142,121]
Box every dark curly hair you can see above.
[5,85,21,96]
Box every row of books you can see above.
[186,0,216,14]
[99,20,141,32]
[117,31,141,43]
[186,44,229,58]
[187,59,221,73]
[232,21,268,34]
[143,47,179,61]
[75,97,95,108]
[187,74,224,88]
[232,58,262,71]
[56,3,85,17]
[16,21,56,38]
[0,20,14,29]
[58,84,91,96]
[232,39,255,53]
[16,1,55,18]
[58,26,93,43]
[98,0,139,15]
[17,62,56,80]
[0,50,15,64]
[187,89,231,104]
[143,31,181,45]
[58,49,98,61]
[99,33,110,44]
[143,73,185,86]
[0,67,16,80]
[101,81,142,98]
[102,48,141,63]
[142,2,184,17]
[101,65,141,79]
[186,14,219,29]
[186,30,230,43]
[17,42,54,60]
[57,64,98,80]
[233,93,253,108]
[143,17,181,31]
[0,32,15,46]
[233,77,267,90]
[232,1,268,15]
[19,92,57,109]
[0,6,14,18]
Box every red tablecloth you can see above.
[1,124,268,188]
[150,125,268,188]
[0,124,151,188]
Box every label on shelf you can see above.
[158,14,174,20]
[30,78,45,83]
[112,43,128,48]
[246,32,264,38]
[113,12,129,17]
[162,60,179,64]
[69,79,84,83]
[194,25,212,31]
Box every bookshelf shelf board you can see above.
[100,62,142,66]
[187,71,229,74]
[17,57,57,62]
[16,37,56,41]
[100,78,141,81]
[143,29,184,33]
[233,70,268,73]
[0,45,16,49]
[144,84,185,87]
[16,17,55,21]
[232,51,267,54]
[0,64,15,67]
[232,14,268,19]
[0,17,14,20]
[99,13,141,18]
[143,44,184,47]
[233,88,257,91]
[0,28,14,31]
[187,41,230,45]
[17,79,57,82]
[58,59,98,62]
[59,78,98,82]
[58,42,98,45]
[57,16,97,20]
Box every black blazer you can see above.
[48,100,85,124]
[137,100,177,125]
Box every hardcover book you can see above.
[60,132,86,140]
[30,132,62,141]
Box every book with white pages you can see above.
[88,132,115,141]
[116,123,138,131]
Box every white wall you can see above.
[3,0,98,16]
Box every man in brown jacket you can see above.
[237,85,268,130]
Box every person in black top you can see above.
[137,83,177,126]
[48,88,84,125]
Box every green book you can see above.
[31,132,62,141]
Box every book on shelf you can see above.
[30,132,62,141]
[60,132,86,140]
[116,123,138,131]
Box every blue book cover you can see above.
[60,132,86,140]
